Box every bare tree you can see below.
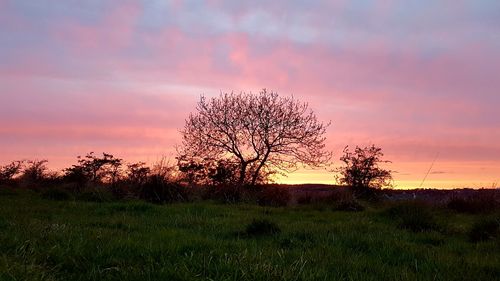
[336,145,392,193]
[179,89,332,186]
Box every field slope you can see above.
[0,189,499,281]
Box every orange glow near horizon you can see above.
[275,161,500,189]
[5,151,496,190]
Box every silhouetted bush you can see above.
[325,189,365,211]
[447,196,499,214]
[41,188,72,201]
[385,202,439,232]
[19,160,50,187]
[202,184,243,203]
[468,218,500,242]
[64,152,124,188]
[63,165,87,191]
[336,145,392,197]
[139,175,187,204]
[177,156,211,186]
[256,185,291,207]
[207,159,241,185]
[0,161,23,185]
[126,162,150,187]
[245,219,281,236]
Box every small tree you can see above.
[64,152,123,185]
[207,159,240,185]
[139,158,186,204]
[21,160,49,184]
[177,156,240,186]
[126,162,151,187]
[0,160,24,184]
[179,89,332,186]
[177,156,210,186]
[336,145,392,195]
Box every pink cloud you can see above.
[53,2,141,54]
[1,2,498,188]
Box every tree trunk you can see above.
[250,150,270,186]
[238,162,247,186]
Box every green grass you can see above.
[0,190,499,281]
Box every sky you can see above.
[1,0,499,189]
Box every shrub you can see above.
[139,175,187,204]
[41,188,72,201]
[202,184,243,203]
[64,152,124,185]
[245,219,281,236]
[19,160,49,187]
[108,182,130,200]
[256,185,291,207]
[0,161,23,185]
[336,145,393,196]
[468,218,500,242]
[385,202,439,232]
[126,162,150,186]
[324,189,365,211]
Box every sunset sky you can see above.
[1,0,499,188]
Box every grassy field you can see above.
[0,189,499,281]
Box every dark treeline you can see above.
[1,152,500,216]
[0,152,294,206]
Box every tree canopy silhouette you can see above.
[64,152,123,186]
[179,89,332,186]
[336,145,392,194]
